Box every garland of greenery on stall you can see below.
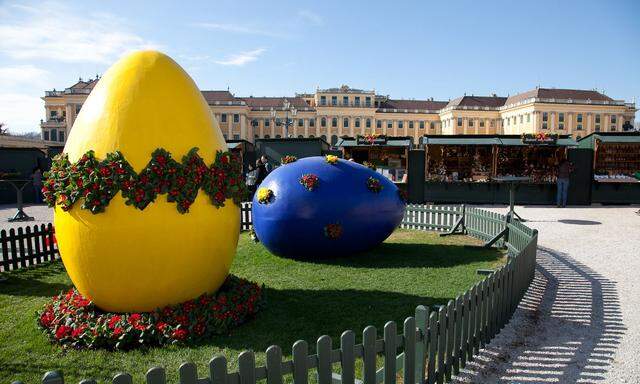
[42,148,248,214]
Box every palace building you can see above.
[41,80,636,145]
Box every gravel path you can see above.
[453,205,640,384]
[0,204,53,232]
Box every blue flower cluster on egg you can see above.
[251,156,406,258]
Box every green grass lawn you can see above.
[0,229,504,383]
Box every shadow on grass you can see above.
[302,242,502,269]
[202,287,445,354]
[0,262,70,297]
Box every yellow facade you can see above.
[42,84,636,144]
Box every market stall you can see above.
[578,132,640,204]
[336,135,412,183]
[226,139,256,174]
[419,134,578,204]
[254,137,331,166]
[421,136,498,203]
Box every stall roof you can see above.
[225,139,255,150]
[336,136,413,147]
[421,135,501,145]
[578,132,640,143]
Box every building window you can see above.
[276,118,282,126]
[611,115,617,124]
[264,118,270,127]
[251,119,258,127]
[480,120,485,128]
[43,131,49,141]
[376,120,382,129]
[254,134,259,139]
[469,119,474,127]
[398,121,404,129]
[75,104,82,114]
[577,124,583,130]
[419,121,425,129]
[365,97,371,107]
[409,121,414,129]
[354,96,360,106]
[51,129,58,142]
[265,135,270,138]
[595,114,601,124]
[220,114,227,123]
[331,135,338,145]
[490,120,495,127]
[233,134,240,140]
[298,118,304,127]
[321,134,327,141]
[321,117,327,127]
[223,134,227,140]
[320,96,327,106]
[298,135,304,138]
[342,96,348,105]
[309,134,315,138]
[276,134,282,138]
[577,113,583,123]
[527,114,530,123]
[506,119,510,126]
[332,118,338,127]
[519,115,523,123]
[310,118,315,127]
[343,118,349,127]
[387,121,392,129]
[233,114,239,123]
[59,131,65,142]
[542,112,548,122]
[595,125,600,132]
[611,125,616,131]
[50,110,57,118]
[542,122,548,130]
[430,122,435,130]
[366,118,371,128]
[355,118,361,128]
[457,118,462,127]
[331,96,337,106]
[559,113,564,123]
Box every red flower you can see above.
[172,328,188,341]
[99,167,111,176]
[112,327,124,338]
[182,300,196,312]
[215,192,225,202]
[108,315,122,330]
[155,322,168,332]
[221,155,229,165]
[55,325,72,340]
[71,325,87,338]
[175,315,189,326]
[39,309,55,327]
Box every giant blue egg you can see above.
[252,157,406,258]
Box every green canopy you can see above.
[497,137,578,147]
[421,136,500,146]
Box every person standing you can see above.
[255,158,267,185]
[245,164,257,196]
[556,159,572,208]
[32,166,43,204]
[260,155,272,174]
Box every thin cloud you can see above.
[297,10,324,26]
[0,1,160,64]
[0,65,49,87]
[192,22,289,38]
[214,48,266,66]
[0,93,44,133]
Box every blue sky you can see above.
[1,0,639,133]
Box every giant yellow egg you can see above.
[54,51,240,313]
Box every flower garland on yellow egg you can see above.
[42,148,248,214]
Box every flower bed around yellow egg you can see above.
[43,148,247,214]
[37,275,265,350]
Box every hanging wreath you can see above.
[366,177,383,193]
[299,174,319,191]
[281,155,297,165]
[42,148,247,214]
[324,223,343,239]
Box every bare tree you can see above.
[0,122,8,135]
